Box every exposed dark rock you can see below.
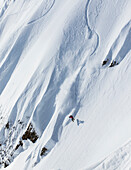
[15,140,23,150]
[5,122,9,129]
[102,59,109,66]
[18,120,23,124]
[40,147,48,156]
[4,162,9,168]
[22,123,38,143]
[109,60,119,67]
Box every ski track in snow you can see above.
[0,0,56,95]
[18,0,101,167]
[0,0,100,167]
[29,0,100,165]
[85,0,100,55]
[27,0,55,25]
[0,0,131,169]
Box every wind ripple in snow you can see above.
[92,141,131,170]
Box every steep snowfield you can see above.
[89,141,131,170]
[0,0,131,169]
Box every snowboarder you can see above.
[69,115,75,122]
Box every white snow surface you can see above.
[0,0,131,169]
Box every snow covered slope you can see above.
[0,0,131,169]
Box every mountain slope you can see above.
[0,0,131,169]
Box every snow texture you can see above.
[0,0,131,169]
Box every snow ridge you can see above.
[0,0,131,169]
[102,20,131,67]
